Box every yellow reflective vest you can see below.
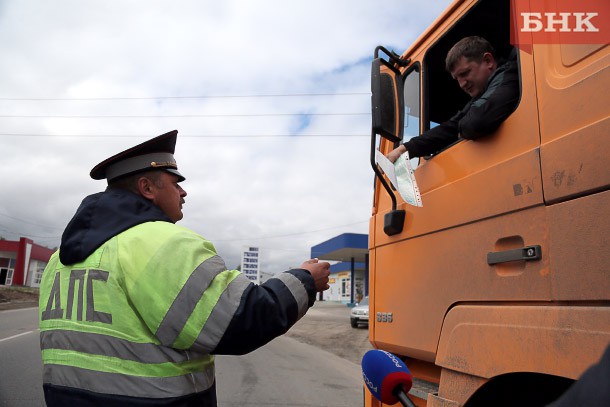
[40,219,314,404]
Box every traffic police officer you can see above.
[39,130,331,406]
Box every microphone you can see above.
[362,349,416,407]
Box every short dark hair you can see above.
[445,36,496,72]
[106,170,165,193]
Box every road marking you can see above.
[0,329,39,343]
[0,306,38,313]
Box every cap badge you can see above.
[150,161,177,169]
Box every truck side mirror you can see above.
[371,58,404,143]
[370,49,409,236]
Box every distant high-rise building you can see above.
[240,246,260,284]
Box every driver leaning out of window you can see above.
[387,36,519,162]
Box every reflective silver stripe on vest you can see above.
[156,255,227,346]
[43,363,215,398]
[273,272,309,320]
[41,330,194,364]
[192,273,252,353]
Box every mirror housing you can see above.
[371,58,404,143]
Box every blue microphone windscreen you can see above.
[362,349,413,405]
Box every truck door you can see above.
[370,0,550,360]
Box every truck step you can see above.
[409,378,439,400]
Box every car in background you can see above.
[350,296,369,328]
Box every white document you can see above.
[375,150,423,207]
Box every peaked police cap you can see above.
[90,130,185,182]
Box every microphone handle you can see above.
[395,388,417,407]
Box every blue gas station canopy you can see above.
[310,233,368,262]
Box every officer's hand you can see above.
[300,259,331,292]
[386,144,407,163]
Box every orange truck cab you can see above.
[367,0,610,406]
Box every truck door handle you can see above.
[487,245,541,265]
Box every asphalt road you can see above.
[0,301,370,407]
[217,335,363,406]
[0,308,44,407]
[285,300,373,366]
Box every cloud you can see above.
[0,0,452,273]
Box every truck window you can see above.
[421,0,519,156]
[402,65,422,166]
[402,66,420,140]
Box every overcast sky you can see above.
[0,0,452,273]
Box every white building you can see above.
[326,262,366,304]
[241,246,260,284]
